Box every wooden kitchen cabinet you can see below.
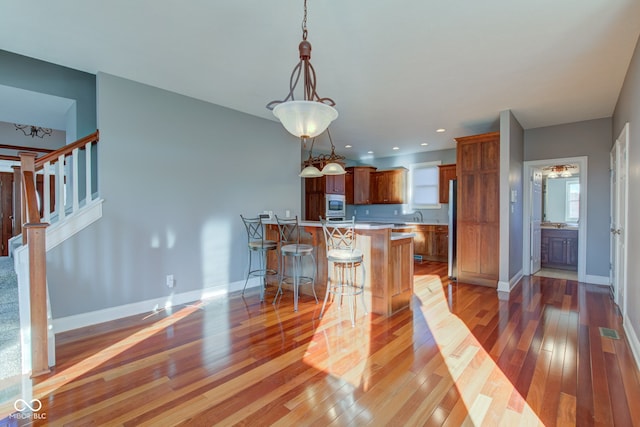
[438,164,457,204]
[345,166,376,205]
[304,170,345,220]
[371,168,407,204]
[390,236,414,313]
[541,228,578,270]
[412,224,448,262]
[325,174,345,194]
[455,132,500,287]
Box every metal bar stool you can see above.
[240,215,278,301]
[273,215,317,311]
[319,217,367,326]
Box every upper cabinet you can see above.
[438,164,457,204]
[306,173,345,195]
[346,166,377,204]
[325,174,345,195]
[371,168,407,204]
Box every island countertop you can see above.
[264,221,414,316]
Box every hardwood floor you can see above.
[2,261,640,426]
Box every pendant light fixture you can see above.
[320,128,346,175]
[299,137,323,178]
[267,0,338,139]
[14,123,53,138]
[299,129,346,178]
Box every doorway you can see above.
[523,156,587,283]
[0,172,13,256]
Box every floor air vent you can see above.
[599,327,620,340]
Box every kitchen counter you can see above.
[264,220,414,316]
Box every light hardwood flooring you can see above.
[1,261,639,426]
[534,267,578,281]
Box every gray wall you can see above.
[500,110,524,282]
[46,73,301,318]
[0,50,96,139]
[344,148,456,223]
[612,34,640,348]
[524,118,612,278]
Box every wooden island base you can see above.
[265,222,414,316]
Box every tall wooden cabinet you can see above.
[304,172,346,221]
[455,132,500,287]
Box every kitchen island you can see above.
[265,221,414,316]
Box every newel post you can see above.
[25,222,51,377]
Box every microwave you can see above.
[325,194,346,219]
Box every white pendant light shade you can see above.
[273,101,338,138]
[321,162,346,175]
[299,165,323,178]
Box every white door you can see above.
[610,124,628,314]
[530,169,543,274]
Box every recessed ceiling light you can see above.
[367,151,374,154]
[421,142,429,146]
[436,128,446,133]
[392,146,399,150]
[345,144,352,148]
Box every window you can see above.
[409,161,441,209]
[565,181,580,222]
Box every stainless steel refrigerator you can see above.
[448,179,457,280]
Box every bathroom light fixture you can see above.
[266,0,337,139]
[14,123,52,138]
[544,164,574,179]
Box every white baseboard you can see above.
[497,269,523,293]
[623,316,640,372]
[584,274,610,286]
[53,277,261,333]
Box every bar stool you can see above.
[240,215,278,301]
[273,215,317,311]
[319,217,367,326]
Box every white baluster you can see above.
[85,141,93,204]
[42,162,51,223]
[72,148,79,213]
[56,155,66,221]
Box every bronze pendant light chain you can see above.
[266,0,336,111]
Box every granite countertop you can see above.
[541,223,579,231]
[262,219,416,239]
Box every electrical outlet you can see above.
[166,274,175,288]
[365,209,369,215]
[394,210,398,215]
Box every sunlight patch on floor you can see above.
[417,280,544,426]
[31,304,202,399]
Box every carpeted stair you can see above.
[0,256,22,404]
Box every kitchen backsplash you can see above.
[346,203,449,223]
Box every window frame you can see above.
[408,160,442,210]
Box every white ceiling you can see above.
[1,0,639,160]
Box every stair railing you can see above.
[17,130,99,376]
